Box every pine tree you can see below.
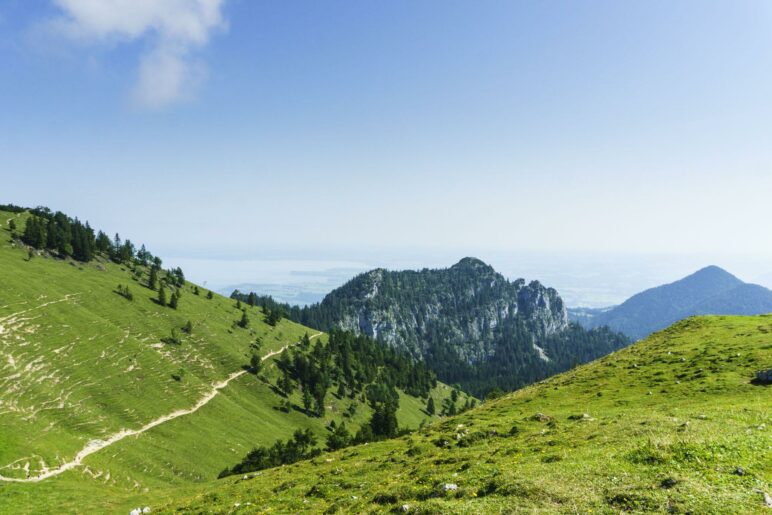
[237,310,249,328]
[137,244,149,265]
[148,267,158,290]
[8,219,15,234]
[326,422,351,451]
[250,354,262,375]
[247,292,256,306]
[193,286,200,295]
[158,286,167,306]
[169,292,179,309]
[95,231,111,254]
[302,388,313,413]
[112,233,122,262]
[426,397,436,415]
[206,290,214,299]
[182,320,193,334]
[236,299,242,310]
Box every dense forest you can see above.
[219,329,439,477]
[233,258,630,397]
[8,205,161,267]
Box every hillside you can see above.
[235,258,629,396]
[163,314,772,513]
[576,265,772,340]
[0,208,465,513]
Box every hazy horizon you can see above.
[165,249,772,309]
[3,1,772,306]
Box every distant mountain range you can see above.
[569,265,772,340]
[234,257,629,396]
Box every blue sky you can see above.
[2,1,772,298]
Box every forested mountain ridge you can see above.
[234,258,629,396]
[574,265,772,340]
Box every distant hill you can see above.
[234,258,629,396]
[574,265,772,340]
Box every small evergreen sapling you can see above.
[237,310,249,328]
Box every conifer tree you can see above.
[426,396,435,415]
[302,388,313,413]
[325,422,351,451]
[250,354,262,375]
[237,310,249,328]
[95,231,111,254]
[8,219,15,234]
[169,292,179,309]
[207,290,214,299]
[158,286,167,306]
[148,267,158,290]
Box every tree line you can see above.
[15,206,162,267]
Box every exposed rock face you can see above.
[234,257,628,396]
[322,257,569,364]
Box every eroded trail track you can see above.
[0,332,322,483]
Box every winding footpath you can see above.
[0,332,322,483]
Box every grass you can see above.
[0,209,464,513]
[159,315,771,514]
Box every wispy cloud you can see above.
[51,0,227,108]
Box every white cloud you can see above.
[51,0,227,108]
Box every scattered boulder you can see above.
[531,412,551,422]
[733,467,746,476]
[568,413,594,421]
[755,489,772,508]
[443,483,458,492]
[660,477,677,489]
[753,369,772,385]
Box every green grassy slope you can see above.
[0,209,466,513]
[163,315,771,514]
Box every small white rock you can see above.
[444,483,458,491]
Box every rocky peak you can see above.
[450,257,496,274]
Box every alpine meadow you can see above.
[2,1,772,514]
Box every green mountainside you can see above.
[573,265,772,340]
[234,258,629,396]
[0,208,464,513]
[164,314,771,514]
